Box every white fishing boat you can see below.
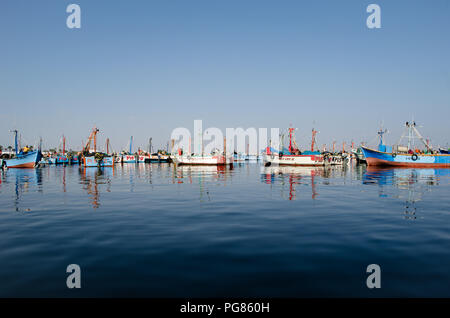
[173,135,232,166]
[323,153,347,165]
[137,155,149,163]
[173,150,230,166]
[264,128,325,167]
[246,154,259,161]
[234,152,246,163]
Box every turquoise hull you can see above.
[83,156,114,167]
[361,146,450,167]
[5,150,42,168]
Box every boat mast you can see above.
[129,136,133,154]
[11,130,18,155]
[83,127,99,154]
[397,121,431,151]
[94,131,97,152]
[377,127,387,146]
[411,122,432,151]
[106,138,110,155]
[63,135,66,155]
[288,128,294,153]
[311,128,318,152]
[288,127,299,153]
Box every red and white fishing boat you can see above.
[264,128,325,166]
[173,137,232,166]
[173,153,228,166]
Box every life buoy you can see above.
[411,154,418,161]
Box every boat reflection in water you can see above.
[79,167,114,209]
[174,165,232,202]
[0,168,42,212]
[261,166,330,200]
[174,165,230,184]
[363,167,450,219]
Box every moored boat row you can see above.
[2,121,448,169]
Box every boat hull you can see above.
[234,153,246,163]
[83,156,115,167]
[361,146,450,167]
[264,154,325,166]
[121,155,137,163]
[137,155,149,163]
[56,156,69,164]
[324,155,346,165]
[5,150,42,169]
[146,155,171,163]
[246,154,259,161]
[174,155,229,166]
[71,156,80,165]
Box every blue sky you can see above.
[0,0,449,151]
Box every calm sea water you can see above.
[0,162,449,297]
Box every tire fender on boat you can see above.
[411,154,418,161]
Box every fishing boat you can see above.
[56,155,69,164]
[264,128,325,167]
[81,127,115,167]
[5,130,42,168]
[120,136,138,163]
[136,148,150,163]
[173,149,229,166]
[146,153,171,163]
[439,148,450,154]
[246,154,259,161]
[71,155,80,165]
[323,152,347,165]
[352,147,366,164]
[173,136,231,166]
[121,154,137,163]
[243,144,258,161]
[83,155,115,167]
[233,152,246,163]
[47,157,57,164]
[55,135,69,164]
[361,121,450,167]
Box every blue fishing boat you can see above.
[47,157,57,164]
[56,155,69,164]
[81,127,115,168]
[5,130,42,168]
[71,155,80,164]
[361,122,450,167]
[83,156,114,167]
[121,136,137,163]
